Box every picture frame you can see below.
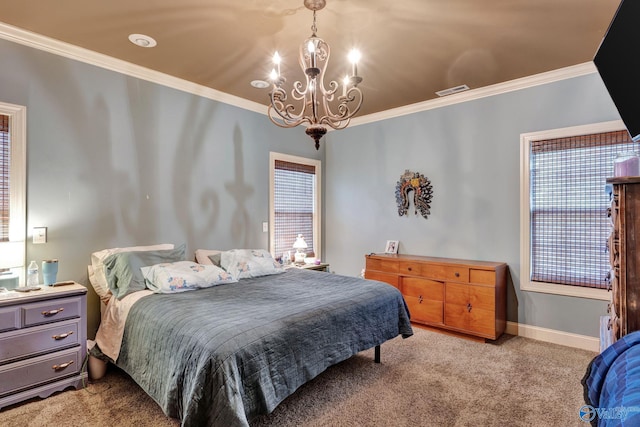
[385,240,399,254]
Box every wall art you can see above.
[395,170,433,219]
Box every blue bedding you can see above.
[114,268,413,426]
[583,331,640,426]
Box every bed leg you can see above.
[374,345,381,363]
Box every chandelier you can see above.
[268,0,363,150]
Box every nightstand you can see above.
[288,262,330,272]
[0,283,88,409]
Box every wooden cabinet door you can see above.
[402,277,444,324]
[445,282,496,338]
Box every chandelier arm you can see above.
[269,89,312,127]
[268,110,308,128]
[316,85,363,128]
[291,80,308,100]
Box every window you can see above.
[520,120,637,300]
[1,114,9,241]
[0,101,27,275]
[269,152,321,261]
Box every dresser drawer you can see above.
[406,295,443,324]
[0,306,20,332]
[402,277,444,301]
[366,257,399,273]
[365,271,399,288]
[470,269,496,285]
[400,261,469,282]
[22,297,82,327]
[0,318,81,364]
[0,346,82,396]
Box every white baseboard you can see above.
[506,321,599,352]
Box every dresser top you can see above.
[607,177,640,184]
[0,283,86,307]
[366,253,507,269]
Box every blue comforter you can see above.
[583,331,640,426]
[115,268,413,426]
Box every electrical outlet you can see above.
[33,227,47,244]
[262,222,268,233]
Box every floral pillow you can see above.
[141,261,237,293]
[221,249,285,279]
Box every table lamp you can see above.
[293,234,308,264]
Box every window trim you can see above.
[0,101,27,274]
[269,152,322,260]
[519,120,623,301]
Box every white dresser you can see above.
[0,283,87,410]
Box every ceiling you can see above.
[0,0,621,118]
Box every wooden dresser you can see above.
[606,177,640,343]
[0,284,87,409]
[365,254,507,341]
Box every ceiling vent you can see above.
[435,84,470,97]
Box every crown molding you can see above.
[0,21,269,116]
[350,62,598,127]
[0,21,596,126]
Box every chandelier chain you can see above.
[311,10,317,36]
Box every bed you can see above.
[582,330,640,426]
[88,246,413,427]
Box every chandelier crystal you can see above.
[268,0,363,150]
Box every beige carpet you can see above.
[0,327,596,427]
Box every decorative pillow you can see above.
[141,261,237,293]
[194,249,222,266]
[221,249,284,279]
[207,253,222,267]
[89,243,175,299]
[104,245,186,299]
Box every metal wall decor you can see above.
[395,170,433,219]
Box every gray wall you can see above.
[0,39,322,337]
[324,73,619,338]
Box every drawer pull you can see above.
[418,295,423,304]
[52,360,74,371]
[467,303,472,312]
[52,331,74,340]
[407,267,412,272]
[42,308,64,316]
[455,272,460,277]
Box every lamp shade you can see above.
[292,234,308,250]
[0,241,25,269]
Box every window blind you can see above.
[0,114,8,242]
[273,160,316,259]
[529,130,638,289]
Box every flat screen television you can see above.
[594,0,640,141]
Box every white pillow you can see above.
[141,261,237,293]
[221,249,284,279]
[89,244,174,299]
[195,249,222,265]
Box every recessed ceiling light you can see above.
[251,80,270,89]
[128,34,157,48]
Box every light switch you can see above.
[262,222,268,233]
[33,227,47,244]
